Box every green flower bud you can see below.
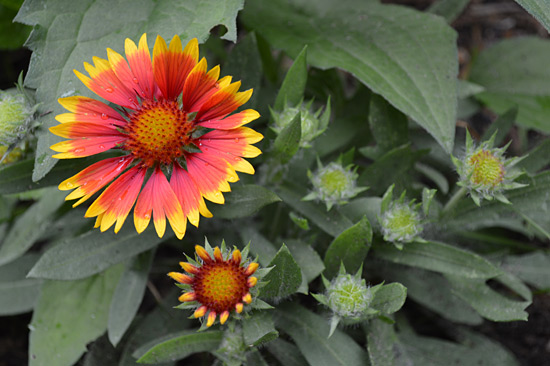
[452,131,526,205]
[271,98,330,147]
[0,89,34,145]
[304,160,367,210]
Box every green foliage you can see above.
[2,0,550,364]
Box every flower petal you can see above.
[186,154,240,204]
[181,58,220,111]
[125,34,156,99]
[50,122,121,139]
[85,166,146,233]
[60,155,133,207]
[198,109,259,130]
[170,162,212,227]
[51,135,126,159]
[56,96,126,126]
[195,81,253,121]
[153,35,198,100]
[134,167,186,239]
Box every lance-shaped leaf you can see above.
[274,46,308,111]
[210,185,281,219]
[261,244,302,300]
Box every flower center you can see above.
[468,149,505,188]
[193,261,248,313]
[123,100,194,167]
[320,169,349,197]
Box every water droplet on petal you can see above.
[99,145,105,149]
[65,182,74,188]
[144,214,150,219]
[101,113,108,120]
[74,148,85,153]
[133,77,139,84]
[105,87,114,93]
[234,138,239,142]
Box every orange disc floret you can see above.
[170,243,259,327]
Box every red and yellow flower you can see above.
[50,34,262,238]
[169,243,260,327]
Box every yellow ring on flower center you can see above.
[468,149,505,187]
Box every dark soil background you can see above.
[1,0,549,365]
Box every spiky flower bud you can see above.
[0,89,34,146]
[271,99,330,147]
[303,159,367,210]
[378,185,428,249]
[312,265,381,337]
[452,131,526,205]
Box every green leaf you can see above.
[470,37,550,131]
[366,93,409,157]
[275,303,370,366]
[0,254,42,315]
[239,226,278,266]
[29,264,123,366]
[272,112,301,163]
[373,240,502,279]
[108,250,154,346]
[210,185,281,219]
[222,32,262,109]
[427,0,470,23]
[0,3,31,49]
[324,216,372,278]
[243,311,279,347]
[15,0,245,181]
[28,224,166,280]
[274,45,308,110]
[415,162,449,195]
[399,328,519,366]
[266,339,308,366]
[242,0,458,153]
[365,318,399,366]
[371,283,407,315]
[135,330,223,364]
[502,252,550,290]
[261,244,302,300]
[0,188,65,266]
[278,183,353,237]
[518,138,550,174]
[446,275,529,322]
[375,262,482,325]
[514,0,550,32]
[481,106,518,145]
[285,239,325,283]
[245,349,270,366]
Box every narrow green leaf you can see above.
[365,318,399,366]
[278,183,353,237]
[470,37,550,131]
[239,226,278,266]
[446,275,529,322]
[518,138,550,174]
[367,93,409,157]
[108,250,154,346]
[514,0,550,32]
[28,224,166,280]
[29,265,123,366]
[261,244,302,300]
[243,0,458,152]
[266,339,308,366]
[415,162,449,194]
[324,216,372,278]
[371,283,407,315]
[481,106,518,145]
[275,303,370,366]
[0,254,42,316]
[245,349,270,366]
[272,112,301,163]
[274,46,308,110]
[135,331,223,364]
[502,252,550,290]
[15,0,245,181]
[373,240,502,279]
[210,185,281,219]
[243,311,279,347]
[285,239,324,283]
[399,328,519,366]
[0,188,65,266]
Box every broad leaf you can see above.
[272,112,302,163]
[29,265,123,366]
[373,240,501,279]
[261,244,302,300]
[28,224,166,280]
[502,252,550,290]
[324,216,372,278]
[370,283,407,315]
[135,330,223,364]
[427,0,470,23]
[275,303,370,366]
[108,250,154,346]
[15,0,245,181]
[365,318,399,366]
[210,185,281,219]
[266,339,308,366]
[470,37,550,131]
[243,311,279,347]
[242,0,458,152]
[0,254,42,316]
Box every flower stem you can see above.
[442,186,467,215]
